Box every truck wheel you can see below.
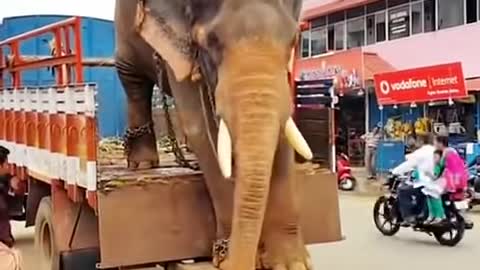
[35,197,60,270]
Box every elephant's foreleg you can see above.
[261,138,312,270]
[115,54,159,169]
[164,66,233,239]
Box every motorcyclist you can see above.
[391,133,435,224]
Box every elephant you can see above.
[114,1,312,270]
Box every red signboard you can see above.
[374,62,467,105]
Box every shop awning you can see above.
[302,0,377,20]
[363,53,396,81]
[466,77,480,91]
[293,49,395,91]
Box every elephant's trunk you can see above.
[215,39,294,270]
[230,105,280,270]
[225,111,280,270]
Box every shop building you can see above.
[295,0,480,170]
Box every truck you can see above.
[0,17,342,270]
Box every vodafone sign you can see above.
[374,62,467,105]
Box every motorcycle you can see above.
[336,153,357,191]
[373,173,473,246]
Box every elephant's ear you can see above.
[135,0,194,82]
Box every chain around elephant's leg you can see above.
[123,121,159,169]
[212,239,229,268]
[212,239,265,270]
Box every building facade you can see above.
[297,0,480,84]
[300,0,480,79]
[295,0,480,169]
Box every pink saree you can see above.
[443,148,468,193]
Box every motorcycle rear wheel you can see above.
[373,196,400,236]
[433,214,465,247]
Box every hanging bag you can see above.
[433,110,448,135]
[448,109,466,134]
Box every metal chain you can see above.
[162,95,199,170]
[154,53,199,170]
[123,122,154,157]
[195,47,218,127]
[212,238,230,267]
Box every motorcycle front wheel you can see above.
[433,214,465,247]
[373,196,400,236]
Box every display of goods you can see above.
[414,117,431,135]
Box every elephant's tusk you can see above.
[288,47,295,73]
[285,117,313,160]
[217,119,233,178]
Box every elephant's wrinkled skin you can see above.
[114,1,309,270]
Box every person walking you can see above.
[362,125,382,180]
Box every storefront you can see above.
[294,48,395,166]
[372,62,479,172]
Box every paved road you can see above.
[312,195,480,270]
[13,195,480,270]
[11,221,36,270]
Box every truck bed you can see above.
[95,138,328,191]
[97,139,201,191]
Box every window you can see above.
[328,11,345,24]
[411,1,423,35]
[438,0,464,30]
[311,16,327,28]
[310,27,327,56]
[366,14,376,45]
[347,17,365,49]
[376,12,387,42]
[424,0,436,32]
[346,6,365,19]
[389,5,410,40]
[334,22,345,50]
[366,0,386,14]
[466,0,478,24]
[302,0,475,52]
[327,25,334,51]
[388,0,410,8]
[300,30,310,58]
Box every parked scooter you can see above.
[337,153,357,191]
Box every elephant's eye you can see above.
[207,32,221,50]
[205,32,223,64]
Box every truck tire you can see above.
[35,197,60,270]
